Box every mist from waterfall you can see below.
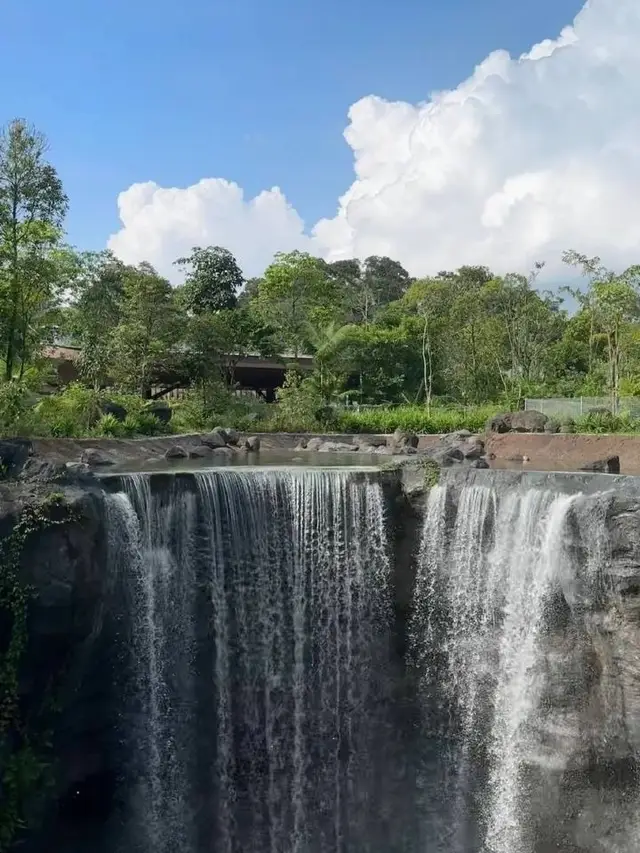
[105,469,397,853]
[410,482,584,853]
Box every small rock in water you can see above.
[471,458,490,469]
[245,436,261,452]
[580,455,620,474]
[165,445,188,460]
[80,448,115,466]
[188,445,213,458]
[200,431,227,449]
[392,429,419,449]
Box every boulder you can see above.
[459,439,485,460]
[318,441,358,453]
[101,401,127,422]
[365,437,388,448]
[210,446,234,458]
[429,446,464,467]
[543,418,561,434]
[244,436,261,452]
[486,413,513,433]
[80,448,114,467]
[200,431,228,449]
[487,410,548,433]
[398,446,418,456]
[580,455,621,475]
[0,438,32,477]
[509,410,549,433]
[447,430,473,442]
[188,445,214,459]
[304,437,325,451]
[296,437,309,450]
[211,426,239,446]
[471,458,490,469]
[145,402,172,424]
[392,429,419,449]
[65,461,92,478]
[164,445,188,460]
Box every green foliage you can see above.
[95,413,123,437]
[336,404,500,435]
[175,245,242,313]
[421,458,440,488]
[0,120,69,381]
[110,263,181,396]
[573,410,636,434]
[255,251,343,356]
[268,369,331,432]
[33,383,102,437]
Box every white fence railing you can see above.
[525,397,640,419]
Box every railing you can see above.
[525,397,640,418]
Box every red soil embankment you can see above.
[484,432,640,475]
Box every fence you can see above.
[525,397,640,419]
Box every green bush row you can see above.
[335,404,501,435]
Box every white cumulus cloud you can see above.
[108,179,310,281]
[109,0,640,281]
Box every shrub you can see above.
[335,404,500,435]
[95,413,125,437]
[33,384,103,437]
[573,410,637,434]
[0,382,37,437]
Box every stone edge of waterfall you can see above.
[440,465,640,495]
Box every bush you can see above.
[265,371,333,433]
[171,386,269,434]
[573,410,637,434]
[33,384,103,437]
[95,413,125,437]
[335,404,500,434]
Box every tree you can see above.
[111,263,182,396]
[0,119,68,379]
[404,278,451,408]
[563,251,640,410]
[256,251,341,357]
[186,304,278,392]
[70,250,126,389]
[175,245,243,314]
[335,256,413,324]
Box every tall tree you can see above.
[71,250,126,389]
[0,119,68,379]
[175,245,243,313]
[111,263,181,396]
[256,251,340,357]
[360,256,411,320]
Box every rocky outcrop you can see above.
[487,409,549,433]
[580,454,621,474]
[0,484,119,852]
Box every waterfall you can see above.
[105,468,394,853]
[410,482,582,853]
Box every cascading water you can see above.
[411,482,584,853]
[105,468,397,853]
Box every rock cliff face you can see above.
[0,482,123,852]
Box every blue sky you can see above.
[0,0,585,259]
